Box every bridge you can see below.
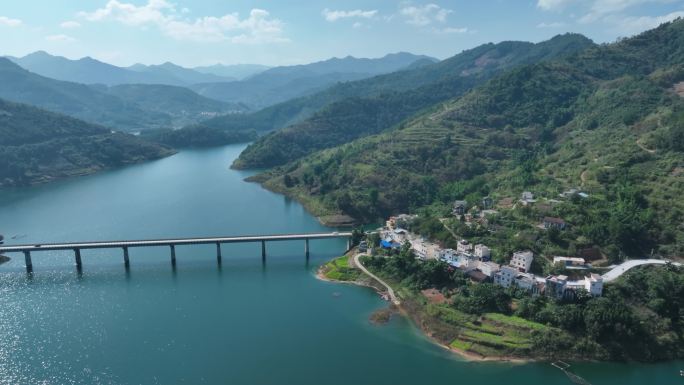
[0,232,353,272]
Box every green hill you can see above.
[0,98,174,187]
[251,19,684,258]
[230,33,595,169]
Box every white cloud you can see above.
[79,1,287,43]
[611,10,684,33]
[537,0,576,11]
[60,21,81,29]
[437,26,469,33]
[400,3,452,26]
[580,0,676,23]
[322,9,378,22]
[537,21,567,27]
[0,16,22,27]
[46,34,76,42]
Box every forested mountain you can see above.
[0,98,174,187]
[104,84,246,128]
[9,51,234,86]
[230,33,595,168]
[252,19,684,258]
[189,52,435,109]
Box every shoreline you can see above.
[315,258,535,363]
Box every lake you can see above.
[0,144,680,385]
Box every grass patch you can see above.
[483,313,547,331]
[450,339,472,351]
[321,255,361,282]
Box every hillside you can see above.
[190,52,434,109]
[0,99,174,187]
[231,33,595,169]
[251,19,684,258]
[178,34,593,156]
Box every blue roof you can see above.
[380,240,401,249]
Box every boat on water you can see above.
[0,234,4,245]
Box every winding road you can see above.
[602,259,681,282]
[353,253,401,305]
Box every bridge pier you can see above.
[170,245,176,266]
[346,237,352,251]
[23,251,32,272]
[123,247,130,268]
[216,242,222,265]
[261,240,266,262]
[305,239,310,259]
[74,248,82,269]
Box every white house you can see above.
[494,265,518,288]
[584,273,603,296]
[474,244,491,260]
[510,251,534,272]
[478,261,500,277]
[553,257,585,266]
[456,240,473,254]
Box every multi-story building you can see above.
[474,244,491,261]
[510,250,534,272]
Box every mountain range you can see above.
[0,57,245,131]
[189,52,437,109]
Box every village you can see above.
[367,189,607,300]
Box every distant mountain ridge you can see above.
[127,62,236,84]
[7,51,235,86]
[189,52,438,109]
[192,63,271,80]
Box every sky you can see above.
[1,0,683,67]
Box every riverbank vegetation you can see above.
[352,243,684,361]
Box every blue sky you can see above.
[1,0,683,67]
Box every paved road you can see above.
[602,259,681,282]
[353,253,401,305]
[0,232,353,253]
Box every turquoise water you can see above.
[0,144,680,385]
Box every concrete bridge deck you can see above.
[0,232,353,272]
